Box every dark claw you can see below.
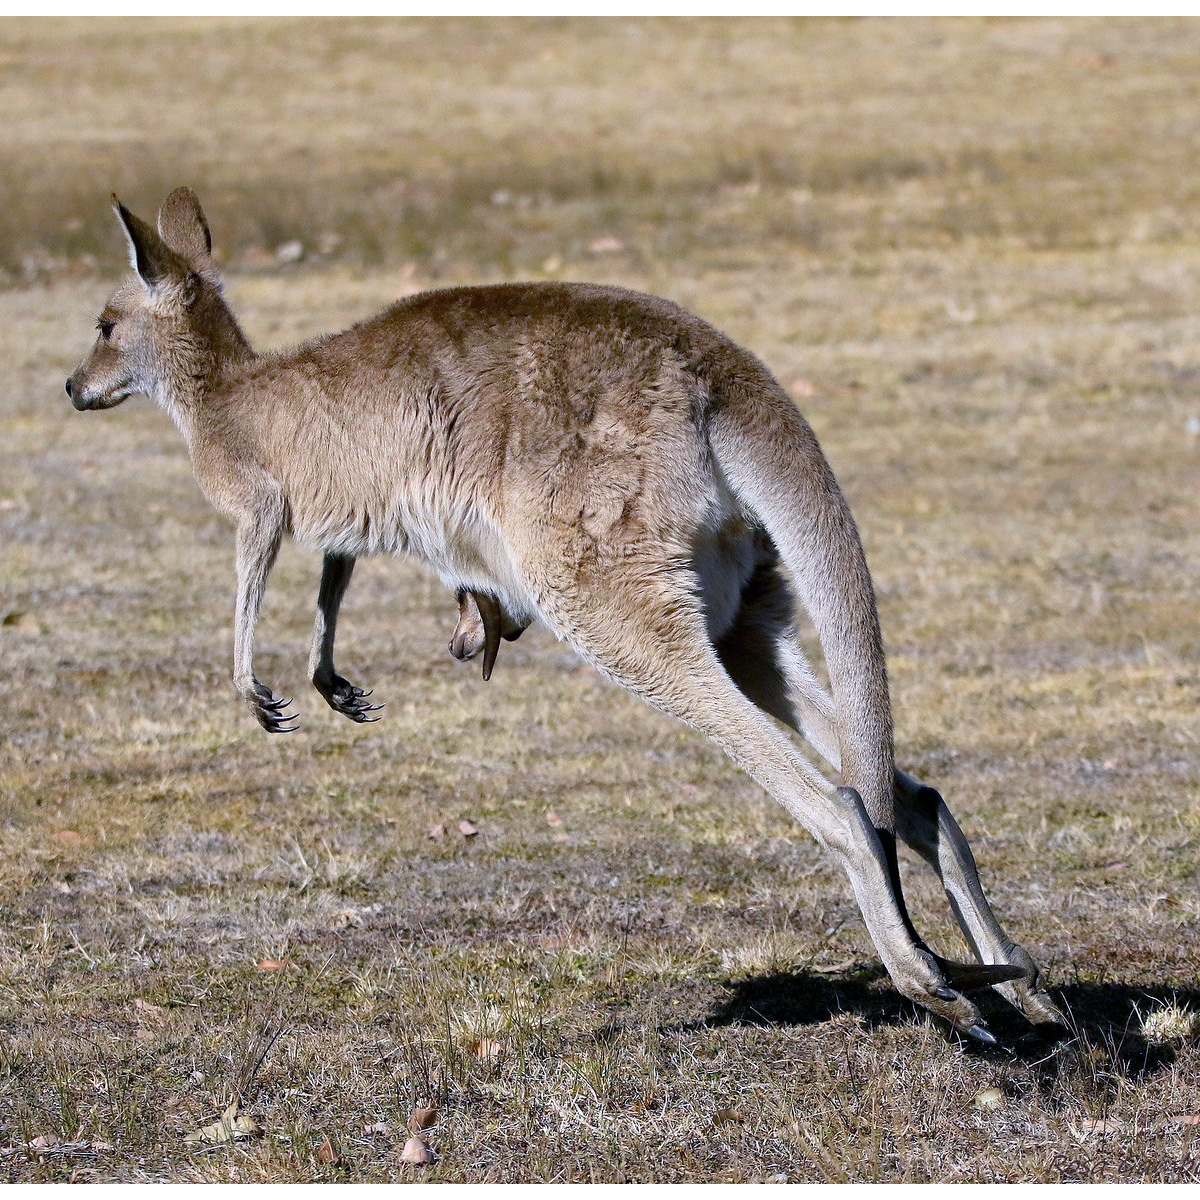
[932,953,1029,992]
[316,672,385,723]
[965,1024,998,1047]
[346,702,384,724]
[246,682,299,733]
[935,986,958,1001]
[475,592,502,683]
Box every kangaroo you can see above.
[66,188,1063,1041]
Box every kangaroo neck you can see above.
[157,311,256,447]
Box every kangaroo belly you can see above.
[290,492,540,628]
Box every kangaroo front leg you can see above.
[233,511,297,733]
[309,553,383,723]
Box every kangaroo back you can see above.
[708,386,895,830]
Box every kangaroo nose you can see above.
[65,377,73,398]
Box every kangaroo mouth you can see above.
[73,388,131,411]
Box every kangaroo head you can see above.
[66,188,247,413]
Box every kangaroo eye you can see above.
[97,319,115,340]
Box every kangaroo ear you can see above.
[157,187,213,267]
[112,195,188,289]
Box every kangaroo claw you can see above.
[314,671,384,723]
[244,680,299,734]
[476,592,502,682]
[965,1023,998,1047]
[932,954,1030,992]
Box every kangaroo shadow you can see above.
[700,967,1200,1086]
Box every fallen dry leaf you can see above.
[134,997,167,1021]
[713,1106,744,1126]
[457,819,478,838]
[255,958,293,972]
[399,1135,434,1165]
[184,1101,261,1145]
[471,1037,503,1063]
[2,611,43,636]
[1070,1116,1125,1138]
[427,823,444,841]
[409,1107,437,1133]
[973,1087,1004,1112]
[51,880,71,894]
[55,830,82,843]
[363,1121,392,1136]
[25,1136,109,1163]
[316,1135,340,1165]
[545,811,563,828]
[1158,1114,1200,1128]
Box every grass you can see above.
[1,15,1199,1183]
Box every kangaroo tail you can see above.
[709,384,895,830]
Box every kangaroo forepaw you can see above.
[314,671,384,723]
[244,680,299,734]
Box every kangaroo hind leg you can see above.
[712,545,841,767]
[894,772,1064,1025]
[712,545,1031,1007]
[554,571,999,1039]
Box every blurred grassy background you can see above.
[1,16,1198,1183]
[6,17,1200,281]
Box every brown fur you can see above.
[66,189,1063,1039]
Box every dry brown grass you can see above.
[1,16,1199,1183]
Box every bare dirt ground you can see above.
[1,16,1198,1182]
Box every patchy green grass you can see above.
[1,16,1199,1183]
